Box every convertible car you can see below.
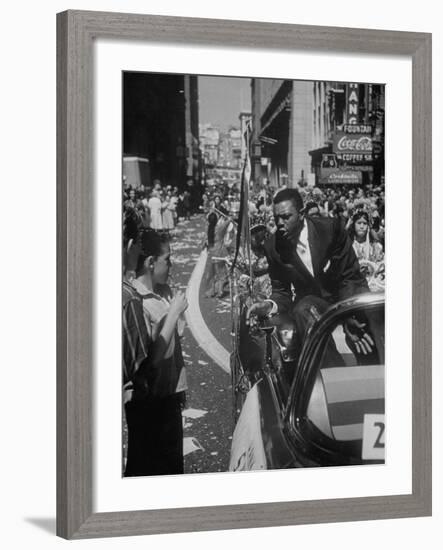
[229,291,385,471]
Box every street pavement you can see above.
[170,215,233,474]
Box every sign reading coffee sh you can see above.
[333,124,373,164]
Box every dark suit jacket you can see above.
[264,216,368,314]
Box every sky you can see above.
[198,75,251,131]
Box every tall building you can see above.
[199,123,244,183]
[215,128,242,168]
[123,73,200,189]
[199,124,220,167]
[251,79,313,189]
[238,111,252,163]
[310,82,385,187]
[184,75,201,185]
[250,78,385,189]
[228,128,242,169]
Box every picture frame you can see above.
[56,9,432,539]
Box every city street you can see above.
[122,73,387,477]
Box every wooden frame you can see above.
[57,10,432,539]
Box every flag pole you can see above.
[244,130,253,293]
[230,119,253,297]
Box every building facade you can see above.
[123,72,200,190]
[251,79,313,190]
[199,124,220,167]
[250,78,385,190]
[238,111,252,163]
[199,122,246,185]
[310,81,385,188]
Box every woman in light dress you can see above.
[148,190,163,230]
[162,192,175,232]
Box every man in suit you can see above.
[246,188,374,357]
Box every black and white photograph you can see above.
[122,72,386,477]
[1,0,439,544]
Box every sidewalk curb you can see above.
[184,248,231,374]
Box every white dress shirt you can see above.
[296,220,314,276]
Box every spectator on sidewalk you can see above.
[183,189,191,220]
[162,192,175,233]
[148,189,163,231]
[129,230,188,475]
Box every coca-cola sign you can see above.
[337,135,372,152]
[333,131,373,155]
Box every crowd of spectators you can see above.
[203,179,384,234]
[123,178,202,236]
[201,178,386,293]
[123,175,386,294]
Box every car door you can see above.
[284,294,385,467]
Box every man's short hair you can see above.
[273,188,303,212]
